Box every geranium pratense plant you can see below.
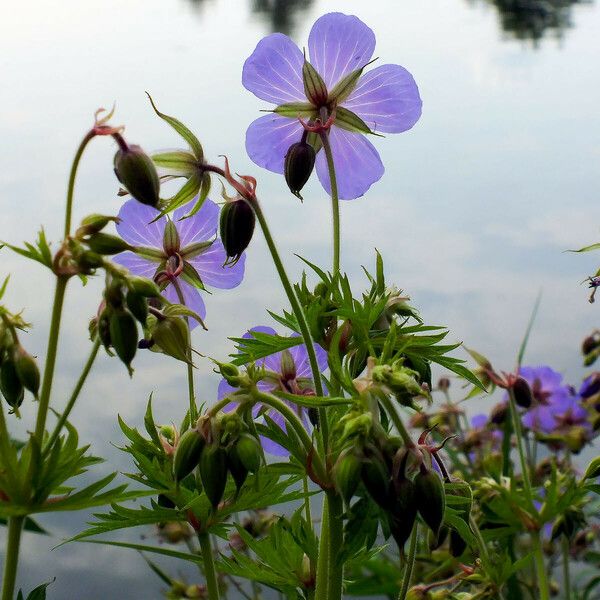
[4,10,600,600]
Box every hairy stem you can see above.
[34,276,68,442]
[562,535,571,600]
[319,125,340,277]
[198,531,220,600]
[398,524,418,600]
[64,130,95,237]
[1,516,24,600]
[251,200,328,449]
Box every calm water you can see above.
[1,0,600,597]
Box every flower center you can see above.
[531,378,551,405]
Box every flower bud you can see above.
[76,214,118,237]
[389,477,418,548]
[199,444,228,508]
[109,308,138,372]
[428,524,449,550]
[0,357,24,412]
[219,199,255,265]
[152,317,190,364]
[86,233,133,255]
[284,141,316,200]
[551,507,586,541]
[78,250,104,272]
[334,451,362,505]
[279,349,297,381]
[173,428,205,482]
[97,308,113,350]
[128,276,161,298]
[114,144,160,207]
[12,345,40,397]
[449,528,467,557]
[414,467,445,537]
[512,377,533,408]
[126,291,149,325]
[227,444,249,492]
[361,448,391,509]
[216,362,243,387]
[490,402,508,425]
[234,433,262,473]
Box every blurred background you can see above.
[1,0,599,596]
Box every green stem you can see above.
[302,475,312,529]
[320,125,340,277]
[508,390,549,600]
[198,531,220,600]
[251,200,328,448]
[325,492,344,600]
[561,535,571,600]
[34,276,68,442]
[314,495,331,600]
[378,395,415,448]
[172,280,197,422]
[43,338,100,455]
[64,130,95,238]
[398,524,418,600]
[1,516,24,600]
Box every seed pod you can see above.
[361,452,391,509]
[76,214,115,236]
[389,475,418,548]
[78,250,104,272]
[429,524,449,551]
[12,345,40,397]
[173,429,205,482]
[126,291,149,325]
[109,309,138,371]
[128,276,161,298]
[414,468,445,537]
[114,144,160,207]
[0,358,24,410]
[334,451,362,505]
[86,233,132,255]
[449,528,467,557]
[199,444,228,508]
[152,317,190,363]
[227,444,249,492]
[219,199,255,265]
[512,377,533,408]
[284,141,316,200]
[235,433,261,473]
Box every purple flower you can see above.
[218,326,328,455]
[518,366,579,434]
[113,198,245,328]
[243,12,422,200]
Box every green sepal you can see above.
[328,65,366,104]
[162,219,180,255]
[181,261,206,291]
[302,59,328,106]
[180,172,211,219]
[273,102,316,119]
[153,172,202,222]
[146,93,204,161]
[180,240,213,261]
[334,107,378,136]
[152,151,198,176]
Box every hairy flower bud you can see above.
[128,276,161,298]
[114,144,160,207]
[334,450,362,504]
[490,402,508,425]
[126,291,149,325]
[76,214,119,237]
[389,477,418,548]
[219,199,255,265]
[414,467,445,537]
[0,357,24,411]
[86,233,133,255]
[235,433,262,473]
[12,345,40,397]
[361,448,391,508]
[173,428,205,482]
[109,308,138,372]
[512,377,533,408]
[199,444,228,508]
[284,141,316,200]
[227,444,249,492]
[152,317,190,364]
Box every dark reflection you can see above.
[250,0,315,34]
[469,0,593,44]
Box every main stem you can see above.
[398,524,418,600]
[34,276,68,442]
[1,516,24,600]
[562,535,571,600]
[251,200,328,448]
[64,130,95,237]
[198,531,220,600]
[507,388,549,600]
[319,124,340,277]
